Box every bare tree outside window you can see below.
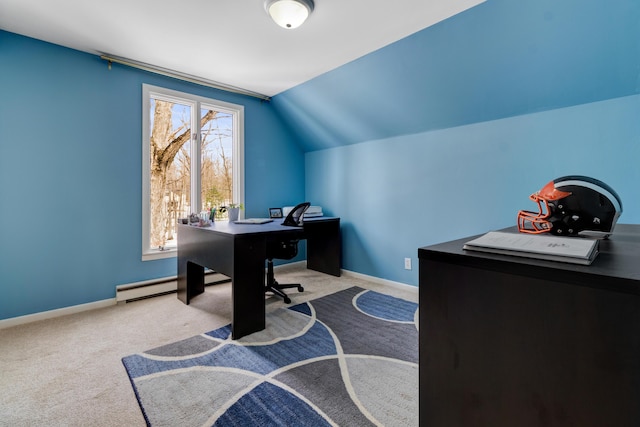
[200,106,233,215]
[143,85,242,258]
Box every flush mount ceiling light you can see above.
[265,0,315,29]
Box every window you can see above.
[142,84,244,260]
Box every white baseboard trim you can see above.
[279,261,417,296]
[0,267,414,330]
[340,269,418,296]
[0,298,116,330]
[1,272,231,330]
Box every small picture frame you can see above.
[269,207,283,218]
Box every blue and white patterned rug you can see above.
[122,286,419,426]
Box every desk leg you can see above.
[231,238,266,339]
[177,259,205,305]
[306,219,341,276]
[177,224,209,305]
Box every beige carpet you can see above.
[0,265,417,427]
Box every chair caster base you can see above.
[266,280,303,304]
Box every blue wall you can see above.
[0,31,304,320]
[2,0,639,319]
[274,0,640,285]
[305,95,640,285]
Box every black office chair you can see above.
[265,202,311,304]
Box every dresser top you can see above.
[419,224,640,295]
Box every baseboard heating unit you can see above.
[116,271,230,303]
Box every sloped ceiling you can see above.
[273,0,640,152]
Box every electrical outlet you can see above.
[404,258,412,270]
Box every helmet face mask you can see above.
[517,181,571,234]
[517,176,623,237]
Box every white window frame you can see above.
[141,84,244,261]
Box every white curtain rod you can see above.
[100,53,271,101]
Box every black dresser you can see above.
[418,224,640,427]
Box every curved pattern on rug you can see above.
[122,286,419,426]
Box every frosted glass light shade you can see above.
[265,0,314,29]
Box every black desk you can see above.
[418,224,640,427]
[177,217,340,339]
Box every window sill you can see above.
[142,249,177,261]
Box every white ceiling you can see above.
[0,0,484,98]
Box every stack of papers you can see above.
[463,231,599,265]
[234,218,273,224]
